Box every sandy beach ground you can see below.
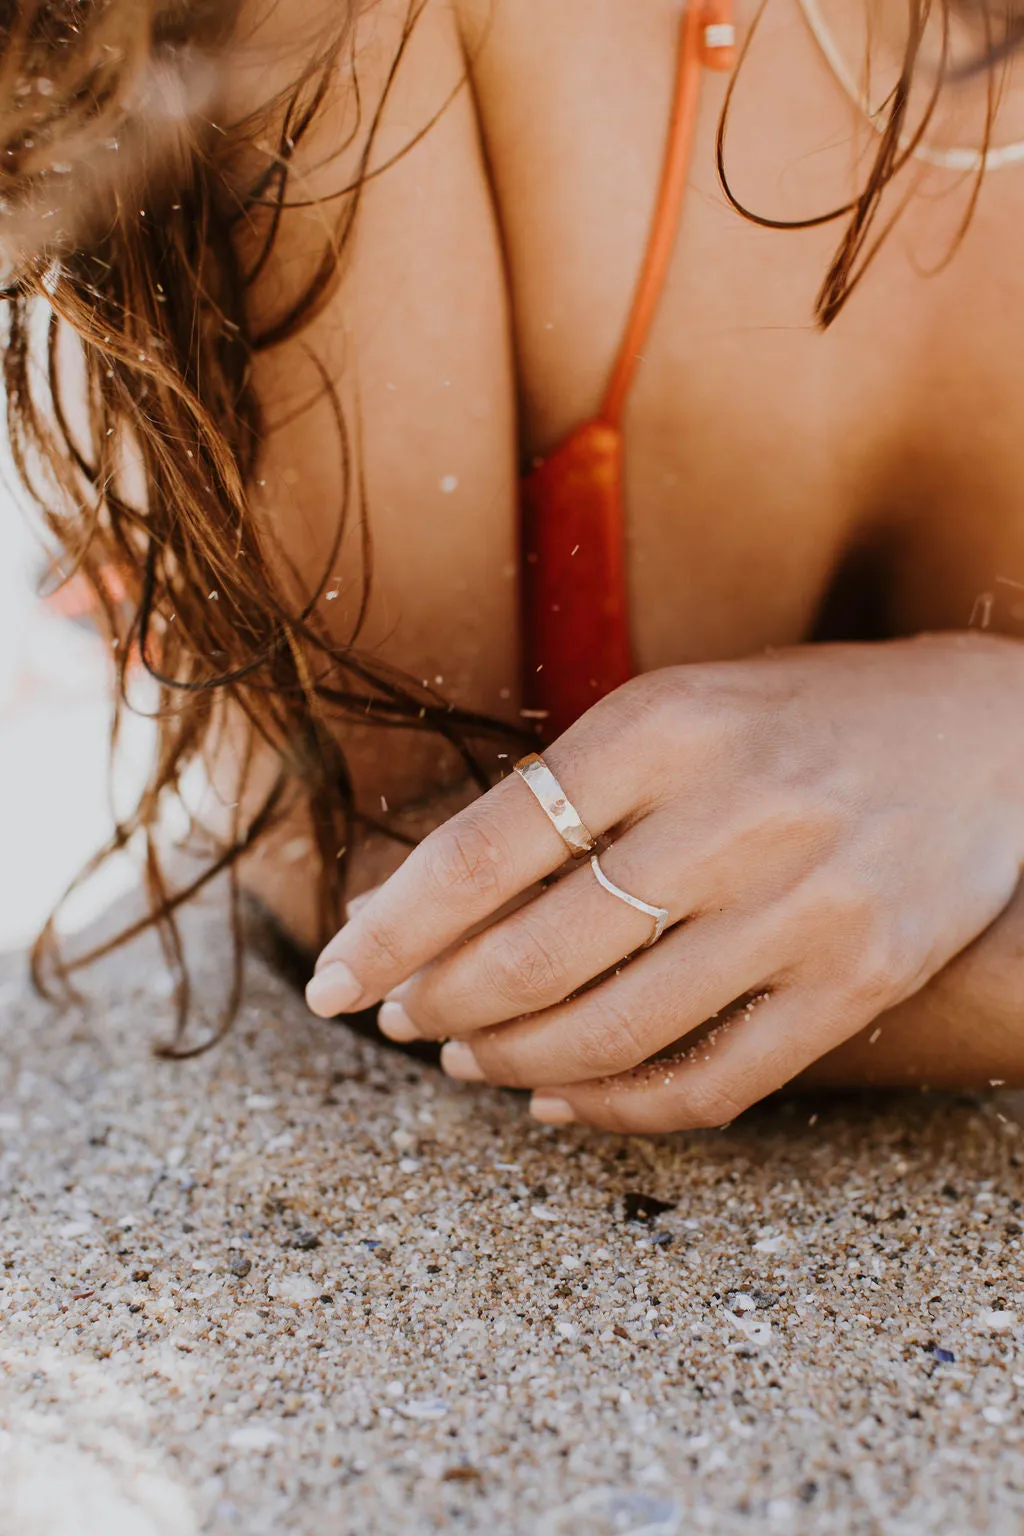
[2,888,1024,1536]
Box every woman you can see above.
[11,0,1024,1130]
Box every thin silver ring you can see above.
[514,753,596,858]
[590,853,670,950]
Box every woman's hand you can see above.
[306,633,1024,1132]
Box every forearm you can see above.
[804,877,1024,1089]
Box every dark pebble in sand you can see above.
[292,1230,321,1251]
[623,1192,677,1225]
[228,1254,252,1278]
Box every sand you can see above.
[2,892,1024,1535]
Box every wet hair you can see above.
[1,0,1016,1048]
[3,0,511,1051]
[718,0,1022,322]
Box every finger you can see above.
[381,818,691,1042]
[437,903,789,1088]
[529,984,867,1133]
[306,707,663,1016]
[346,885,382,921]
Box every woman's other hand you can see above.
[307,633,1024,1131]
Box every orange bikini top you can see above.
[520,1,734,738]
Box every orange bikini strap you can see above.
[600,0,735,428]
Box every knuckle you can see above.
[849,925,900,1005]
[817,882,871,936]
[630,672,697,748]
[679,1076,749,1130]
[358,920,405,974]
[483,919,570,1009]
[593,1096,647,1135]
[806,869,871,939]
[599,671,691,754]
[397,986,446,1039]
[571,997,649,1078]
[624,670,742,785]
[474,1035,530,1089]
[763,782,844,851]
[421,816,508,905]
[809,872,897,1003]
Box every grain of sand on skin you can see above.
[2,892,1024,1535]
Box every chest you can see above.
[475,0,1024,659]
[254,0,1024,744]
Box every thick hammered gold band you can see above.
[590,853,670,950]
[514,753,596,858]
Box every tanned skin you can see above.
[220,0,1024,1127]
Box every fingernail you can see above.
[530,1095,576,1125]
[305,962,364,1018]
[378,1001,421,1043]
[441,1041,486,1083]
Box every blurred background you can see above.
[0,491,153,952]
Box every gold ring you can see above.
[514,753,596,858]
[590,853,670,949]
